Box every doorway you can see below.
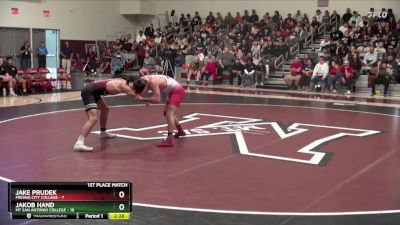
[32,29,60,78]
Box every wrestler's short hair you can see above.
[133,79,147,93]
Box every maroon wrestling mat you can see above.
[0,103,399,215]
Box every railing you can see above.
[304,32,312,46]
[330,16,338,29]
[274,54,284,72]
[180,24,191,36]
[154,44,159,58]
[290,43,299,56]
[164,32,175,41]
[317,23,326,37]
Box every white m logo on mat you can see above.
[93,113,381,165]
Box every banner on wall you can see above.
[317,0,329,7]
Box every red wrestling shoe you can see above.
[173,130,186,138]
[156,137,173,147]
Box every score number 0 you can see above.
[118,191,125,211]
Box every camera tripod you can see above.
[162,59,175,78]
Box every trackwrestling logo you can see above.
[92,113,381,166]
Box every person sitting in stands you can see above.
[217,47,236,85]
[327,60,341,93]
[341,61,356,95]
[283,56,303,90]
[255,61,266,86]
[330,26,343,42]
[357,41,371,58]
[98,48,112,74]
[300,58,314,91]
[86,46,98,75]
[310,56,329,92]
[370,62,392,96]
[232,58,244,87]
[139,52,156,76]
[243,58,257,87]
[136,31,147,43]
[5,56,28,96]
[0,57,14,96]
[201,56,217,85]
[111,52,124,77]
[362,48,378,74]
[186,56,202,84]
[374,41,387,61]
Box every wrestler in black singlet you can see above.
[81,79,111,111]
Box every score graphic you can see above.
[9,182,132,220]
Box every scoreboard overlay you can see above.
[8,182,132,220]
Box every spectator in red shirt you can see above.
[201,56,218,85]
[283,56,303,89]
[235,12,242,23]
[341,61,356,95]
[327,60,341,93]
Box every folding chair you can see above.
[27,68,41,93]
[57,68,72,90]
[38,68,53,92]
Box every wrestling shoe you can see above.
[74,144,94,152]
[173,130,186,138]
[100,132,117,139]
[156,137,173,147]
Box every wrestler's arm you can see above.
[121,84,137,99]
[136,81,160,103]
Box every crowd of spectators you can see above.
[61,7,400,95]
[127,7,399,95]
[264,7,399,95]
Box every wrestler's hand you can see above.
[135,95,149,106]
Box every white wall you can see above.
[154,0,400,21]
[0,0,133,40]
[1,0,397,40]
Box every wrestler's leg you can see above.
[97,98,117,139]
[74,108,98,151]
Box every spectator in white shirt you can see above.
[154,33,163,45]
[294,10,303,23]
[310,56,329,91]
[357,41,372,58]
[374,42,386,61]
[136,31,147,43]
[362,48,378,74]
[320,36,331,51]
[348,12,362,28]
[315,9,323,23]
[339,22,349,34]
